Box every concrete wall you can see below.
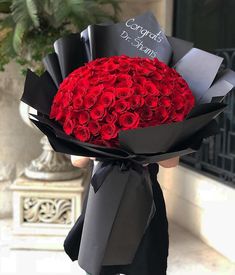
[0,62,42,179]
[119,0,173,35]
[158,165,235,262]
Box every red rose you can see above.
[151,70,163,81]
[73,94,83,109]
[141,59,156,72]
[145,95,158,109]
[50,104,65,121]
[90,105,106,120]
[134,84,147,96]
[74,126,90,141]
[118,61,130,73]
[63,118,76,135]
[173,111,185,121]
[84,94,97,109]
[114,99,130,113]
[155,106,169,123]
[129,95,144,109]
[104,60,119,72]
[160,97,171,108]
[140,107,153,121]
[53,91,63,104]
[99,75,117,85]
[134,76,146,85]
[77,110,90,125]
[62,92,72,107]
[133,64,153,76]
[161,86,172,96]
[144,81,160,96]
[88,120,101,136]
[119,112,140,129]
[100,123,118,140]
[99,92,114,107]
[173,93,184,110]
[105,112,117,123]
[115,74,132,88]
[77,77,90,89]
[154,58,167,71]
[88,84,104,96]
[65,79,77,92]
[115,87,133,98]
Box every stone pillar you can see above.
[0,163,15,218]
[0,180,12,219]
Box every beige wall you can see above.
[0,62,42,179]
[119,0,173,34]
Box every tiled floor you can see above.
[0,218,235,275]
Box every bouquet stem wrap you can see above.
[70,160,155,275]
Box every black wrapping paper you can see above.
[174,48,223,102]
[87,11,172,63]
[20,11,235,275]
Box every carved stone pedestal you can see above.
[10,175,86,251]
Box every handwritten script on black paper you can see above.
[120,17,165,58]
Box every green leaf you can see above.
[11,0,39,28]
[0,0,122,73]
[13,21,26,53]
[26,0,39,27]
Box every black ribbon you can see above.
[91,158,145,193]
[78,159,155,275]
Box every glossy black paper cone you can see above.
[174,48,223,102]
[53,33,87,78]
[43,52,63,88]
[21,70,57,116]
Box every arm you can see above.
[70,155,91,168]
[158,156,179,168]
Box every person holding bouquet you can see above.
[20,11,235,275]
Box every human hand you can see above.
[70,156,92,168]
[158,156,179,168]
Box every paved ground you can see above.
[0,218,235,275]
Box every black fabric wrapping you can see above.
[77,161,155,275]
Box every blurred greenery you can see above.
[0,0,121,75]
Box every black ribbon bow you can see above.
[91,158,146,192]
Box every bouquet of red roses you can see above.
[21,12,235,275]
[50,55,195,148]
